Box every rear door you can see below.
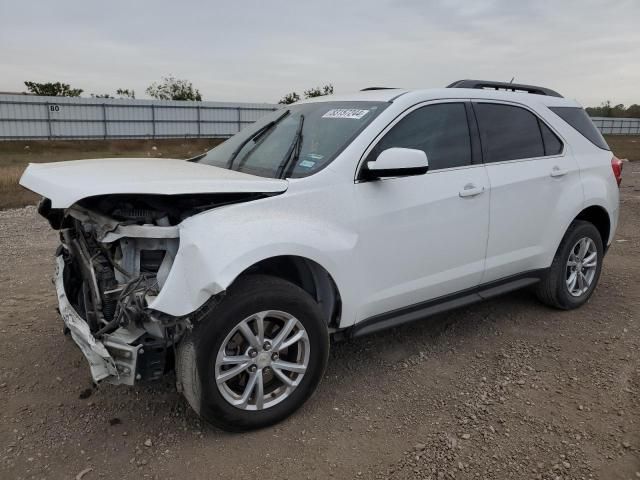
[354,101,490,321]
[473,101,583,282]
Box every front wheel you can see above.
[176,275,329,431]
[536,220,604,309]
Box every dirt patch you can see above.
[0,164,639,479]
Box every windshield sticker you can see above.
[299,153,323,168]
[322,109,370,120]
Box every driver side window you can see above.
[368,103,472,171]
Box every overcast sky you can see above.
[1,0,638,106]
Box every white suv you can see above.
[21,80,621,431]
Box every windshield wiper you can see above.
[227,109,290,169]
[276,114,304,179]
[186,152,208,163]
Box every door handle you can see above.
[459,183,485,198]
[550,166,568,177]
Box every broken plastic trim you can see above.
[55,255,151,385]
[54,255,119,382]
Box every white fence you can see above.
[591,117,640,135]
[0,94,279,140]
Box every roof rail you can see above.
[447,79,563,98]
[360,87,399,91]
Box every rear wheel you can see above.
[176,275,329,431]
[536,220,604,309]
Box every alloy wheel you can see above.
[214,310,310,411]
[565,237,598,297]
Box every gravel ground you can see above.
[1,164,639,480]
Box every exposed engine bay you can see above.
[45,193,263,385]
[17,156,289,389]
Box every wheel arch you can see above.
[574,204,611,247]
[542,203,614,271]
[233,255,342,328]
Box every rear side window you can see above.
[368,103,471,171]
[475,103,544,163]
[549,107,610,151]
[539,122,563,155]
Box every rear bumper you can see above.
[54,255,142,385]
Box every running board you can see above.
[349,271,545,338]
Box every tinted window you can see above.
[475,103,545,162]
[549,107,610,151]
[539,121,563,155]
[369,103,471,171]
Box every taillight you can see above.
[611,156,623,187]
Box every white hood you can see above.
[19,157,288,208]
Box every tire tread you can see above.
[536,220,603,309]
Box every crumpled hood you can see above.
[19,157,288,208]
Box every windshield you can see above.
[198,101,388,178]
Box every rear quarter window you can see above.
[549,107,610,151]
[539,122,563,156]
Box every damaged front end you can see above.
[44,193,251,385]
[18,157,289,387]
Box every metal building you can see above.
[0,94,279,140]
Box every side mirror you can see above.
[365,148,429,179]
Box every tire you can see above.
[536,220,604,310]
[176,274,329,432]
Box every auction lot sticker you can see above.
[322,109,370,119]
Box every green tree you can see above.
[585,100,612,117]
[278,92,301,105]
[146,76,202,101]
[586,101,640,118]
[278,83,334,104]
[90,93,113,98]
[611,103,627,117]
[24,81,83,97]
[625,104,640,118]
[303,84,334,98]
[116,88,135,99]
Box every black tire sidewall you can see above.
[193,275,329,431]
[554,222,604,308]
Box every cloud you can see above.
[0,0,638,105]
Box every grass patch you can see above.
[605,135,640,162]
[0,138,224,210]
[0,165,38,209]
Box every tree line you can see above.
[22,76,201,101]
[585,101,640,118]
[21,77,335,104]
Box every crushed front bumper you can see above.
[54,255,143,385]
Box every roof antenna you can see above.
[509,77,515,84]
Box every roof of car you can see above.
[300,86,580,108]
[300,89,409,103]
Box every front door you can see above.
[355,101,490,321]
